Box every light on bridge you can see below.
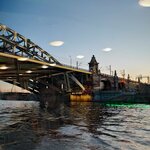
[0,65,8,70]
[26,70,32,73]
[17,57,28,61]
[29,79,34,82]
[41,65,48,69]
[49,63,56,66]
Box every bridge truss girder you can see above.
[0,24,60,64]
[0,23,91,94]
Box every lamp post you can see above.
[69,55,72,66]
[76,55,84,68]
[120,70,125,79]
[106,65,112,75]
[109,65,111,75]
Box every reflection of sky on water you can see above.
[0,100,39,109]
[0,100,39,130]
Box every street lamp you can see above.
[76,55,84,68]
[69,55,72,66]
[120,70,125,79]
[106,65,112,75]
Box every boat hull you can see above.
[93,90,150,103]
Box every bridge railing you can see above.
[97,72,140,85]
[60,63,91,73]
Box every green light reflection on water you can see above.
[105,103,150,109]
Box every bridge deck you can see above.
[0,52,91,82]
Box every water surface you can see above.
[0,100,150,150]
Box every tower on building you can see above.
[88,55,99,74]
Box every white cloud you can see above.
[102,48,112,52]
[139,0,150,7]
[76,55,84,59]
[49,41,64,47]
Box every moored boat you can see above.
[93,90,136,103]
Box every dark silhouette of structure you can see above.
[88,55,99,74]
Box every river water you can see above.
[0,100,150,150]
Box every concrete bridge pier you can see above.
[37,72,88,109]
[38,84,70,110]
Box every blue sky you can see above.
[1,0,150,80]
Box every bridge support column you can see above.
[15,59,20,82]
[64,73,71,92]
[19,79,29,90]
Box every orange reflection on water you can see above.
[70,94,92,102]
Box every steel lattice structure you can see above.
[0,23,92,94]
[0,23,60,64]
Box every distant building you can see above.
[88,55,99,74]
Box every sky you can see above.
[0,81,30,93]
[0,0,150,81]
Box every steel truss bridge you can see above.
[0,23,91,94]
[0,23,149,98]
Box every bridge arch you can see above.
[100,78,112,91]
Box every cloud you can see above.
[139,0,150,7]
[76,55,84,59]
[102,48,112,52]
[49,41,64,47]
